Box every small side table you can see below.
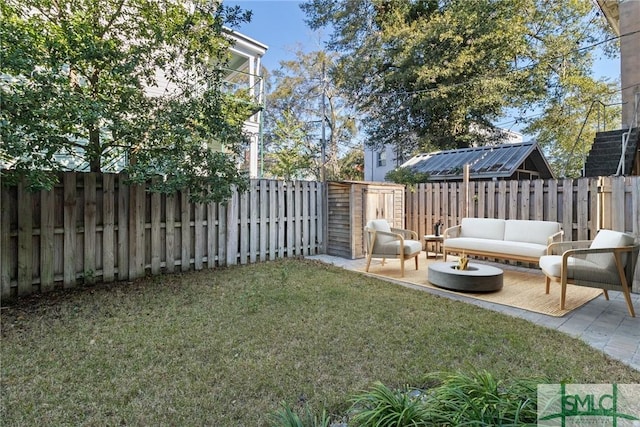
[424,234,444,258]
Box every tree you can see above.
[302,0,619,163]
[264,48,357,180]
[265,111,316,180]
[336,147,364,181]
[1,0,254,202]
[521,72,620,178]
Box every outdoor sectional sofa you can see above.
[443,218,563,264]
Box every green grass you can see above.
[2,258,639,426]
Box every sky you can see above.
[225,0,621,137]
[225,1,323,71]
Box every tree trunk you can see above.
[88,127,101,173]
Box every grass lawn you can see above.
[2,258,639,426]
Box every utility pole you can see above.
[321,60,327,183]
[320,57,328,254]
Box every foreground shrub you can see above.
[268,402,332,427]
[422,369,541,426]
[348,369,543,426]
[349,382,429,426]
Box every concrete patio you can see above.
[308,254,640,372]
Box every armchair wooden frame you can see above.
[543,241,639,317]
[364,226,420,278]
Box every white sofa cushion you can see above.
[504,220,560,246]
[586,230,635,270]
[459,218,505,240]
[446,238,547,259]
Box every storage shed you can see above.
[401,141,554,181]
[327,181,405,259]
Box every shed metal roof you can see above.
[401,141,554,181]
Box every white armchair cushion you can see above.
[586,230,635,270]
[459,218,505,240]
[366,219,394,245]
[376,239,423,256]
[504,220,561,245]
[539,255,620,284]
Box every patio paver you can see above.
[308,254,640,371]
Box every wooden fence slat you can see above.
[477,181,486,219]
[433,184,441,228]
[102,174,115,282]
[40,188,55,291]
[84,173,97,284]
[277,181,286,258]
[193,202,203,270]
[508,180,518,219]
[217,201,227,266]
[589,178,599,239]
[418,187,426,237]
[17,182,33,295]
[269,180,277,259]
[165,194,176,273]
[533,179,544,220]
[577,178,589,240]
[150,190,161,274]
[117,176,129,280]
[239,189,249,265]
[632,176,640,236]
[486,180,495,219]
[449,183,457,226]
[612,176,625,231]
[424,184,432,232]
[546,179,558,223]
[249,180,258,263]
[0,182,11,298]
[63,173,77,288]
[181,191,190,272]
[497,181,506,219]
[318,181,326,252]
[226,189,239,266]
[129,183,145,279]
[259,180,268,261]
[294,181,302,255]
[521,180,530,220]
[206,199,216,268]
[300,181,308,257]
[562,179,573,240]
[311,182,319,255]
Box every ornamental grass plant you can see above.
[2,258,640,426]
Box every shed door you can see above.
[365,189,398,226]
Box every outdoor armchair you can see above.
[539,230,639,317]
[364,219,422,277]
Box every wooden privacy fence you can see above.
[2,173,640,298]
[405,176,640,291]
[1,172,324,298]
[405,176,640,241]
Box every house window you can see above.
[377,151,387,167]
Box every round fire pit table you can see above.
[428,262,503,292]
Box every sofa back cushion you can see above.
[366,220,394,246]
[459,218,505,240]
[504,220,561,245]
[586,230,636,270]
